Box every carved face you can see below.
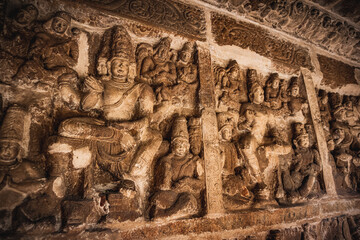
[228,67,239,80]
[0,141,20,161]
[51,17,69,33]
[16,5,38,25]
[172,139,189,157]
[320,95,328,105]
[221,126,232,142]
[297,135,309,148]
[97,59,107,76]
[111,59,129,79]
[155,45,169,62]
[245,109,255,122]
[179,50,191,63]
[334,128,345,142]
[252,87,264,104]
[291,85,299,97]
[272,77,280,89]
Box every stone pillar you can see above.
[301,67,337,196]
[197,42,224,215]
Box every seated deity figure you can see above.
[282,123,321,203]
[148,116,204,220]
[264,73,286,110]
[13,11,80,108]
[218,113,253,209]
[50,26,162,196]
[0,106,46,232]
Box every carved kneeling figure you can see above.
[148,117,204,220]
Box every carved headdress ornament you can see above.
[227,60,240,72]
[289,76,300,88]
[172,116,189,143]
[109,26,132,62]
[217,112,234,132]
[156,37,171,50]
[0,106,26,144]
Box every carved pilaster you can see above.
[197,43,224,214]
[301,67,337,196]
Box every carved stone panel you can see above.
[211,13,313,70]
[318,54,358,88]
[85,0,206,40]
[204,0,360,61]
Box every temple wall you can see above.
[0,0,359,239]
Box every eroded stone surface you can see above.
[318,54,358,88]
[211,13,313,70]
[84,0,206,40]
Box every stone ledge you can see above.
[16,197,359,240]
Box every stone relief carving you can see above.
[147,116,204,220]
[85,0,206,40]
[205,0,360,61]
[211,13,313,70]
[0,1,356,236]
[280,123,321,204]
[0,106,47,232]
[137,38,200,128]
[318,90,360,194]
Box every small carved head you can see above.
[0,141,20,164]
[227,60,240,80]
[293,123,309,149]
[267,73,280,89]
[154,37,171,62]
[15,4,38,25]
[289,77,300,97]
[178,42,193,63]
[97,57,108,76]
[218,112,235,142]
[51,12,71,34]
[171,116,190,157]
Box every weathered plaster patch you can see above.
[73,31,89,78]
[48,143,73,154]
[52,177,66,198]
[72,147,92,169]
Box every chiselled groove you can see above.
[85,0,206,40]
[211,13,313,70]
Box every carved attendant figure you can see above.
[264,73,285,110]
[139,37,176,87]
[148,116,204,220]
[282,123,321,203]
[218,112,253,209]
[0,106,46,232]
[238,69,268,184]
